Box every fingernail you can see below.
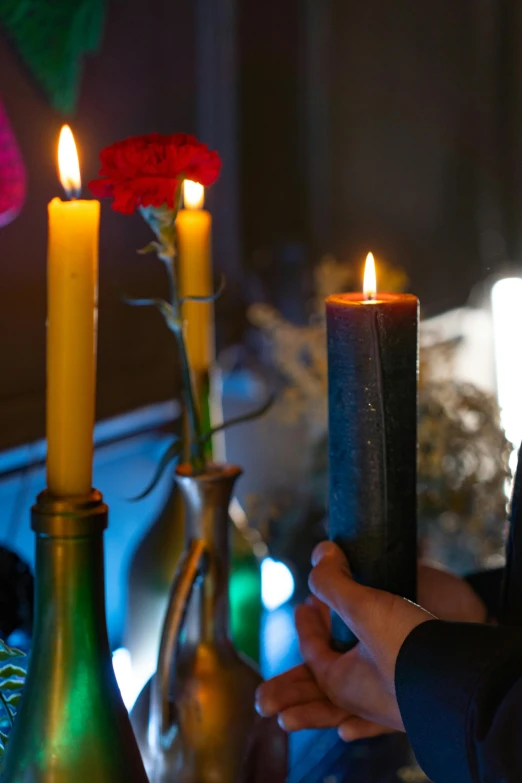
[277,714,289,731]
[255,687,267,716]
[338,725,353,742]
[255,696,269,717]
[311,540,337,566]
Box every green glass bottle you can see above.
[2,491,149,783]
[209,368,262,663]
[229,499,263,663]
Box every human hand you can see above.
[417,561,487,623]
[256,542,460,740]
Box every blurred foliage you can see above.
[0,637,25,764]
[247,254,512,578]
[418,343,511,571]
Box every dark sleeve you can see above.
[395,619,522,783]
[465,568,503,620]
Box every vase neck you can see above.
[176,465,241,644]
[33,531,110,659]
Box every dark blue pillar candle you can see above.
[326,292,418,650]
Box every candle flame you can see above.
[58,125,81,198]
[183,180,205,210]
[363,252,377,300]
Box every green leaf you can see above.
[139,204,178,251]
[137,241,162,256]
[0,639,24,661]
[0,693,14,727]
[0,678,24,691]
[0,665,25,680]
[199,394,275,447]
[120,295,178,330]
[130,439,184,501]
[180,274,226,305]
[4,693,21,706]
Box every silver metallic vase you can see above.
[131,463,287,783]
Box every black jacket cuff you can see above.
[464,568,503,621]
[395,619,522,783]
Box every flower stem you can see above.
[164,244,206,473]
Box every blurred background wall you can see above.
[239,0,522,317]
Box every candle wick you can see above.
[64,186,81,201]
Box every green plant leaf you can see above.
[199,394,275,447]
[0,693,13,727]
[180,274,226,305]
[139,204,178,253]
[1,678,24,691]
[121,294,178,330]
[0,636,26,748]
[137,241,162,256]
[0,665,25,680]
[0,639,24,661]
[131,438,184,501]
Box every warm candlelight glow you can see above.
[363,252,377,300]
[183,179,205,210]
[58,125,81,198]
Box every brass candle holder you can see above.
[1,489,149,783]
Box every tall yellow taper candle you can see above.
[46,125,100,497]
[176,180,213,373]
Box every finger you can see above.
[256,670,324,717]
[304,594,331,629]
[338,716,396,742]
[311,541,354,571]
[278,700,349,732]
[255,664,312,715]
[295,604,339,682]
[308,542,375,637]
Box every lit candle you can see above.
[46,125,100,497]
[176,180,214,378]
[326,253,418,650]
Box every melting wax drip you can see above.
[0,99,26,227]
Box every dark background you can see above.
[1,0,522,448]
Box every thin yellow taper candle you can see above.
[46,125,100,497]
[176,180,213,372]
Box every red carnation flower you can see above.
[89,133,221,214]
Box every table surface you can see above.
[288,730,425,783]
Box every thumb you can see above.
[309,542,434,668]
[308,541,385,643]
